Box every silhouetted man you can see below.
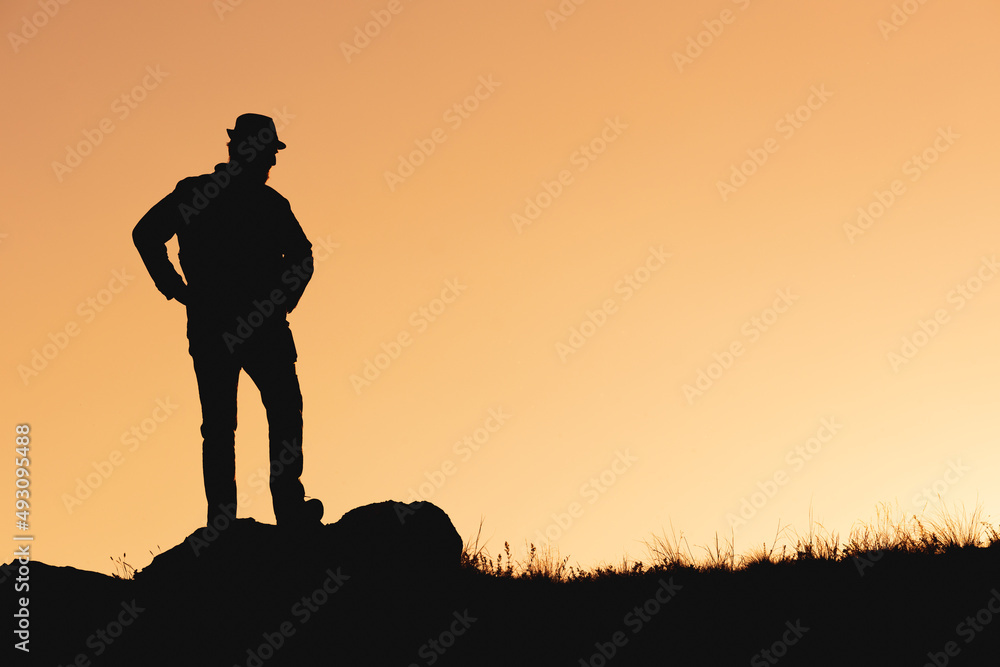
[133,113,323,529]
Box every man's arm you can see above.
[278,200,313,314]
[132,191,189,304]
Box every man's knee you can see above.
[200,419,236,443]
[258,372,303,414]
[275,438,301,463]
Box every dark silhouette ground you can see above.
[8,501,1000,666]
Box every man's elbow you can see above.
[131,223,145,250]
[132,214,158,251]
[288,251,315,279]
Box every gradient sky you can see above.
[4,0,1000,576]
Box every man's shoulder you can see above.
[172,163,229,194]
[234,182,291,210]
[261,184,291,207]
[168,165,292,216]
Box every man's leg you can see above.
[191,345,241,526]
[242,324,316,525]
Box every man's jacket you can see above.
[133,163,313,352]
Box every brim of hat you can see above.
[227,129,287,150]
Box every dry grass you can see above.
[110,546,160,580]
[110,552,139,580]
[463,501,1000,582]
[842,500,996,556]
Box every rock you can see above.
[327,500,465,575]
[114,501,466,666]
[134,500,463,586]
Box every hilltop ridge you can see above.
[8,501,1000,666]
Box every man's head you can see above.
[226,113,286,184]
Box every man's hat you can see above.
[227,113,286,150]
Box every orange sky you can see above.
[4,0,1000,576]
